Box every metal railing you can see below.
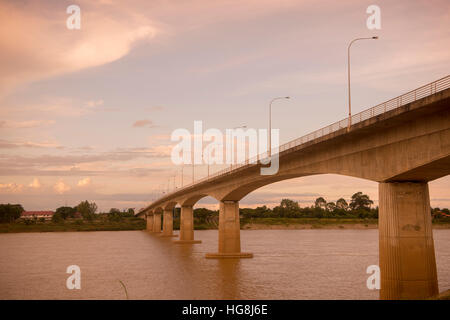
[147,75,450,208]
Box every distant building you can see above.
[21,211,55,220]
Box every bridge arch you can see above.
[180,194,220,207]
[163,201,179,211]
[220,173,313,201]
[153,207,163,214]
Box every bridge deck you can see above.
[139,75,450,214]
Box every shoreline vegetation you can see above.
[1,192,449,233]
[1,217,449,234]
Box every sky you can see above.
[0,0,449,212]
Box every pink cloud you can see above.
[0,1,157,97]
[53,180,71,194]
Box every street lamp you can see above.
[347,36,378,130]
[191,133,195,184]
[231,125,247,170]
[181,164,184,187]
[201,132,210,178]
[269,96,290,157]
[173,173,177,190]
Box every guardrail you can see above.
[147,75,450,208]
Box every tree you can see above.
[52,212,63,223]
[336,198,349,211]
[280,199,299,211]
[77,200,97,221]
[314,197,327,209]
[127,208,135,216]
[349,192,373,211]
[108,208,122,221]
[109,208,121,215]
[55,206,76,220]
[0,204,24,223]
[326,202,336,211]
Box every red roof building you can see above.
[21,211,55,220]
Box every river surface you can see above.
[0,229,449,300]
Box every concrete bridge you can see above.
[137,75,450,300]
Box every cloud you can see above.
[0,120,55,129]
[133,119,155,128]
[28,178,42,189]
[0,146,172,177]
[0,96,115,119]
[77,177,91,187]
[0,139,63,149]
[0,1,158,97]
[0,147,170,168]
[0,182,24,194]
[0,167,166,177]
[86,99,104,108]
[53,180,71,194]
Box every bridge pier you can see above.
[146,214,154,231]
[379,182,438,300]
[174,206,201,244]
[206,201,252,258]
[161,209,176,237]
[152,212,161,233]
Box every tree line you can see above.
[0,201,136,224]
[1,191,449,224]
[52,201,136,222]
[242,192,378,219]
[176,192,450,223]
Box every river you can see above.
[1,229,449,299]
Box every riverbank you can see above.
[241,218,378,229]
[1,217,449,233]
[0,217,145,233]
[240,218,450,230]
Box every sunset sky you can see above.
[0,0,449,212]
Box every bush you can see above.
[55,206,76,219]
[0,204,24,223]
[77,200,97,221]
[51,212,64,223]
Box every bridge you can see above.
[137,75,450,300]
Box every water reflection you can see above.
[0,230,449,299]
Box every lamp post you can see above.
[191,133,195,183]
[347,36,378,130]
[173,173,177,190]
[201,132,210,178]
[269,96,290,157]
[206,151,210,177]
[231,125,247,170]
[181,164,184,187]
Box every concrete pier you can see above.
[152,212,161,233]
[379,182,438,299]
[206,201,252,258]
[161,209,176,237]
[146,213,153,231]
[174,206,201,244]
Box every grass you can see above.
[240,217,379,226]
[0,217,146,233]
[2,217,448,233]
